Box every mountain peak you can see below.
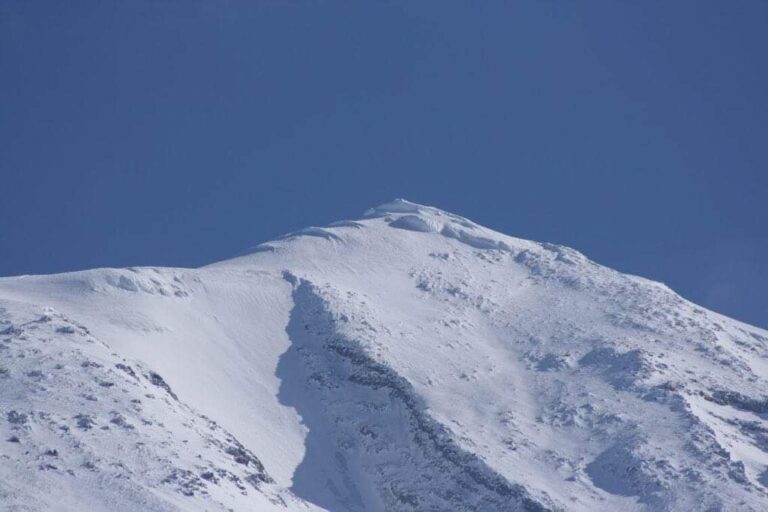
[364,198,425,217]
[1,203,767,511]
[363,198,468,224]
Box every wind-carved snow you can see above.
[1,198,768,511]
[390,215,443,233]
[0,304,304,511]
[277,273,552,511]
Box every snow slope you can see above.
[1,199,767,511]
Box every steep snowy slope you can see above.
[1,199,767,511]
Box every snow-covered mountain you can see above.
[1,199,767,512]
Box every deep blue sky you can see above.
[1,1,766,327]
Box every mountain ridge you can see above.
[1,199,767,511]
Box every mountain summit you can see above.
[1,200,767,511]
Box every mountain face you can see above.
[1,199,767,512]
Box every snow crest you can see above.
[1,199,767,511]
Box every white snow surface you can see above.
[1,199,767,511]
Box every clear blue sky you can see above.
[1,1,766,328]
